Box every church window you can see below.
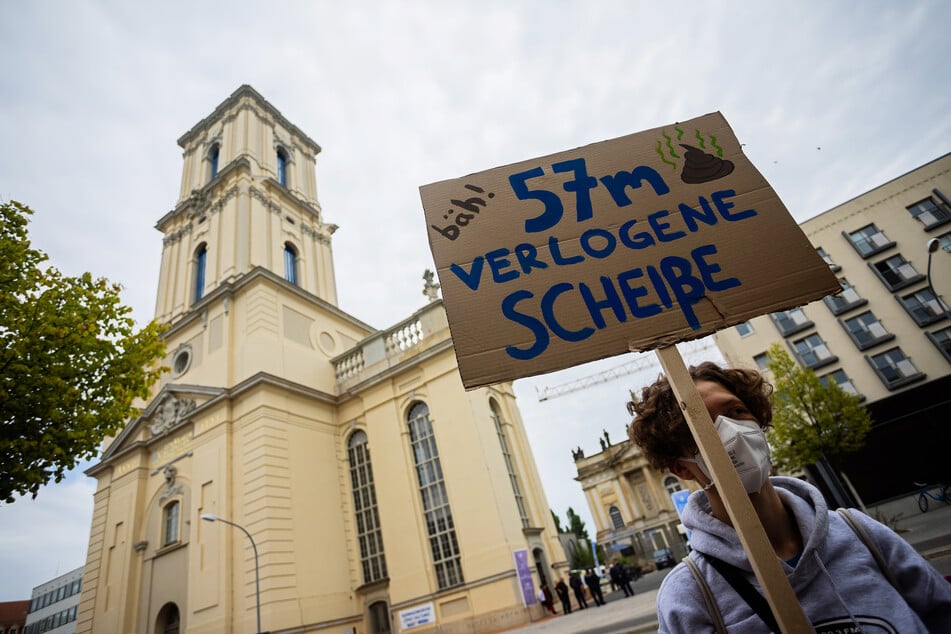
[348,430,388,584]
[194,243,207,303]
[490,399,529,528]
[163,501,180,546]
[284,243,298,285]
[277,148,288,187]
[208,144,220,181]
[408,402,464,589]
[609,505,624,530]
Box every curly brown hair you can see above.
[627,362,774,471]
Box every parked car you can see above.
[653,548,676,569]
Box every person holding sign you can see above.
[627,362,951,633]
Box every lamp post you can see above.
[201,514,261,634]
[926,238,951,321]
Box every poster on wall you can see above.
[513,548,537,606]
[419,112,839,389]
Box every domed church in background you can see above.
[76,85,566,634]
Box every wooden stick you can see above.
[655,345,811,632]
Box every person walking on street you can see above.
[569,572,588,609]
[610,560,634,597]
[584,568,605,606]
[554,578,572,614]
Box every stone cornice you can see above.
[162,266,376,338]
[177,85,321,155]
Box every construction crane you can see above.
[535,338,720,402]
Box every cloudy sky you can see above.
[2,0,950,600]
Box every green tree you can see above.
[565,506,589,542]
[765,343,872,473]
[0,201,167,503]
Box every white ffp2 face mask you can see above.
[681,415,772,494]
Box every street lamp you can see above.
[926,238,951,321]
[201,514,261,634]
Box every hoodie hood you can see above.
[682,476,828,574]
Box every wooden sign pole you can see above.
[655,345,812,632]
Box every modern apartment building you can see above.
[23,567,83,634]
[713,153,951,504]
[76,86,566,634]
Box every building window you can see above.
[171,345,193,378]
[867,347,925,389]
[735,321,754,337]
[898,288,948,326]
[770,308,813,337]
[816,247,840,272]
[347,430,388,584]
[823,278,867,315]
[870,254,924,291]
[792,334,836,369]
[490,400,529,528]
[207,144,220,181]
[907,197,951,229]
[926,326,951,363]
[193,243,207,303]
[753,352,769,370]
[277,148,289,187]
[819,369,861,398]
[407,402,463,589]
[663,475,683,496]
[163,501,180,546]
[934,231,951,253]
[284,243,298,285]
[841,311,893,350]
[608,505,624,530]
[845,224,894,258]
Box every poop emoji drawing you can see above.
[679,144,734,184]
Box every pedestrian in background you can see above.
[554,577,572,614]
[584,568,605,606]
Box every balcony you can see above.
[332,301,452,392]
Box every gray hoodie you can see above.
[657,477,951,633]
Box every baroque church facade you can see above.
[76,86,566,634]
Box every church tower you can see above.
[77,87,567,634]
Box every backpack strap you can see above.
[704,555,781,633]
[836,507,899,590]
[684,556,728,634]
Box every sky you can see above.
[1,0,950,601]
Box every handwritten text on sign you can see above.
[420,113,839,388]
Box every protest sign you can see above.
[420,112,839,389]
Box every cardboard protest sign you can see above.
[420,112,839,389]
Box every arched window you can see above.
[408,402,463,589]
[664,475,683,497]
[284,243,298,285]
[193,243,207,303]
[490,399,529,528]
[609,505,624,530]
[348,430,388,584]
[276,148,288,187]
[163,501,180,546]
[156,602,180,634]
[207,144,220,181]
[368,601,392,634]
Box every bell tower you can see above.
[153,85,339,324]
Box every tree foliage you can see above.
[565,506,589,542]
[765,343,872,472]
[550,509,564,534]
[0,201,166,503]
